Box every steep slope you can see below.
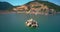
[25,1,60,12]
[13,1,60,13]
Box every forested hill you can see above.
[0,2,13,11]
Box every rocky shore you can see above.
[0,11,60,15]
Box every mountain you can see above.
[26,1,60,10]
[0,2,13,11]
[13,1,60,12]
[0,1,60,13]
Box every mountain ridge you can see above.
[13,1,60,12]
[0,1,60,12]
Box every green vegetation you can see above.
[0,2,13,11]
[25,1,60,12]
[0,1,60,12]
[38,1,60,12]
[32,6,41,8]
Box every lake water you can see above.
[0,13,60,32]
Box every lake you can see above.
[0,13,60,32]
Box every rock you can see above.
[25,19,38,28]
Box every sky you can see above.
[0,0,60,6]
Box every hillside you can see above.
[25,1,60,12]
[0,2,13,11]
[13,1,60,12]
[0,1,60,14]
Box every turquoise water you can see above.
[0,13,60,32]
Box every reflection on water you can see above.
[0,13,60,32]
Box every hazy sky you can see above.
[0,0,60,6]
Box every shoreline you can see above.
[0,11,60,15]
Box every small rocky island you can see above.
[0,0,60,15]
[25,18,38,28]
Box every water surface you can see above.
[0,13,60,32]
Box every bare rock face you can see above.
[13,5,29,11]
[13,1,60,14]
